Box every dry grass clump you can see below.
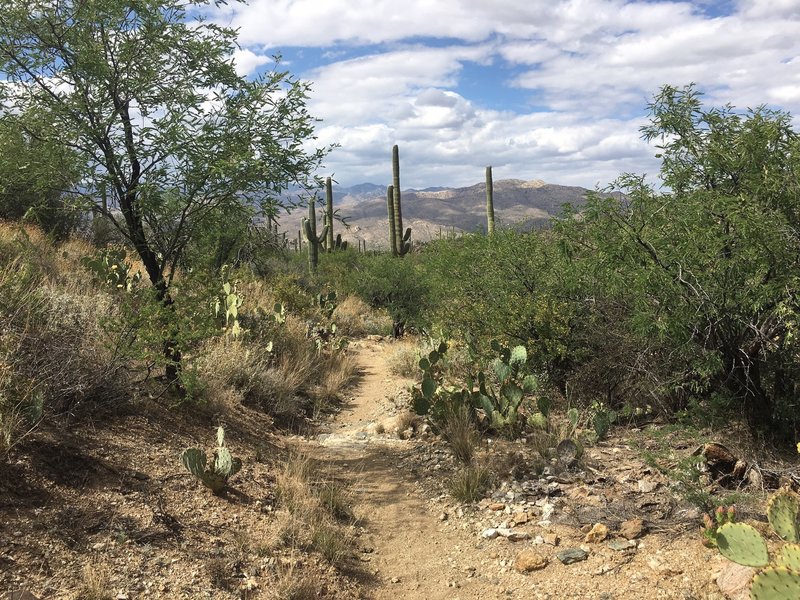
[74,563,114,600]
[269,558,319,600]
[198,311,358,423]
[447,464,492,503]
[386,340,421,378]
[331,295,392,337]
[311,352,359,413]
[271,453,355,567]
[441,404,481,464]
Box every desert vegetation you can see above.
[1,0,799,598]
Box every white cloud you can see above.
[212,0,800,189]
[232,49,272,76]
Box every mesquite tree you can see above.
[0,0,327,380]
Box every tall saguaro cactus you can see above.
[486,165,495,235]
[324,176,335,252]
[302,198,328,273]
[386,184,397,255]
[391,145,412,256]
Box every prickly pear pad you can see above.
[716,523,769,568]
[750,566,800,600]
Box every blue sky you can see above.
[214,0,800,189]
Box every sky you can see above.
[214,0,800,189]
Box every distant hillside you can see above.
[277,179,590,250]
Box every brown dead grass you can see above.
[332,295,392,337]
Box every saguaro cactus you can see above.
[302,198,328,273]
[324,176,335,252]
[391,145,411,256]
[486,165,495,235]
[386,184,396,254]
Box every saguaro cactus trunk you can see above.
[386,184,397,255]
[391,145,412,256]
[302,198,328,273]
[486,165,495,235]
[325,176,335,252]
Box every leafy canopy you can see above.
[0,0,327,290]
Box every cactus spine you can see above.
[391,145,411,256]
[486,165,495,235]
[324,176,335,252]
[302,198,328,273]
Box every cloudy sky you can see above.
[214,0,800,189]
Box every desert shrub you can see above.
[337,252,431,336]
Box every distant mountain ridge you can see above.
[278,178,591,249]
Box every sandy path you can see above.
[300,338,512,599]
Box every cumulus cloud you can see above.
[232,49,272,76]
[212,0,800,189]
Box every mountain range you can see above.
[276,179,592,249]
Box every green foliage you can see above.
[0,0,328,378]
[412,339,538,436]
[0,112,82,238]
[556,84,800,436]
[341,252,430,334]
[316,291,338,319]
[421,231,572,379]
[81,247,142,292]
[473,342,537,434]
[215,280,244,339]
[181,426,242,495]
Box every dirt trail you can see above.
[297,338,729,600]
[299,338,510,599]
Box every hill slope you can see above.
[278,179,589,249]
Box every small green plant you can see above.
[81,246,141,291]
[441,403,480,464]
[701,505,737,548]
[181,426,242,494]
[710,488,800,598]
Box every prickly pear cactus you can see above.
[775,544,800,571]
[715,522,769,568]
[750,566,800,600]
[767,488,800,543]
[528,412,548,430]
[181,426,241,495]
